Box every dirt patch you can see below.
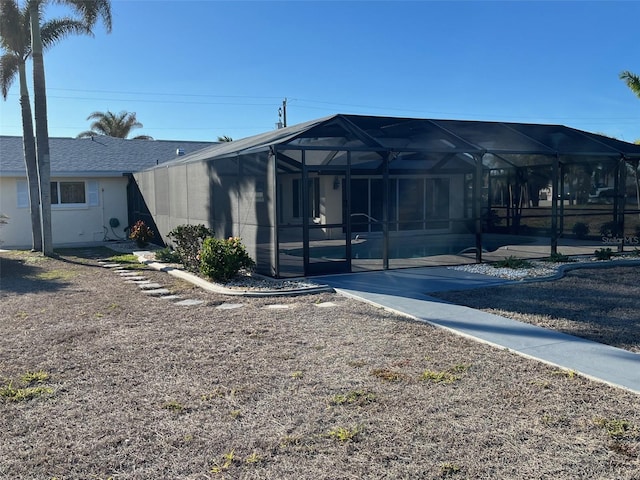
[434,265,640,353]
[1,249,639,479]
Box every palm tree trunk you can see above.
[29,2,53,256]
[18,62,42,251]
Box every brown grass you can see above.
[1,249,639,479]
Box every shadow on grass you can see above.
[0,254,70,294]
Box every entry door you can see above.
[304,168,350,275]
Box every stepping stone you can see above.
[216,303,244,310]
[143,288,171,295]
[174,299,205,306]
[101,263,121,268]
[264,304,292,309]
[159,295,182,301]
[130,279,151,284]
[124,277,147,282]
[137,283,163,290]
[315,302,339,308]
[119,272,142,276]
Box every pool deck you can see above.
[316,264,640,395]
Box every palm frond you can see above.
[0,0,28,55]
[40,17,93,49]
[620,70,640,99]
[0,51,19,99]
[52,0,112,33]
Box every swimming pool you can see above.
[284,235,527,260]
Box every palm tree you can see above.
[217,135,233,142]
[77,110,153,139]
[30,0,111,255]
[0,0,91,251]
[620,70,640,100]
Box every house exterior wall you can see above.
[0,176,129,248]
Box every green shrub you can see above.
[572,222,590,239]
[155,247,181,263]
[492,256,532,269]
[168,224,214,272]
[599,221,618,237]
[543,252,576,263]
[200,237,255,282]
[594,248,613,260]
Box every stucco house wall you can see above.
[0,136,213,249]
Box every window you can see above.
[49,181,99,206]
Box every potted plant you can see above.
[129,220,154,247]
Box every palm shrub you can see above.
[200,237,255,282]
[167,224,213,272]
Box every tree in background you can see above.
[77,110,152,139]
[217,135,233,142]
[0,0,91,251]
[620,70,640,209]
[30,0,112,255]
[620,70,640,99]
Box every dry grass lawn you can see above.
[1,249,639,479]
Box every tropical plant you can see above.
[620,70,640,145]
[0,0,92,251]
[77,110,152,139]
[594,248,613,261]
[199,236,255,282]
[29,0,112,255]
[128,220,154,247]
[217,135,233,142]
[167,224,214,272]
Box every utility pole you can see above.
[282,98,287,127]
[277,98,288,129]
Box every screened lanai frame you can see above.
[132,114,640,278]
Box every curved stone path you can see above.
[88,252,334,311]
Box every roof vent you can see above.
[176,148,185,156]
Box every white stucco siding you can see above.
[0,176,129,248]
[0,177,32,247]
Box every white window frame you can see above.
[16,180,99,209]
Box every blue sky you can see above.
[1,0,639,143]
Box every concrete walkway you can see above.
[316,266,640,395]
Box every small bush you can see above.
[168,224,214,272]
[543,252,576,263]
[492,256,532,269]
[200,237,255,282]
[572,222,590,238]
[129,220,154,246]
[594,248,613,260]
[599,221,618,237]
[155,247,181,263]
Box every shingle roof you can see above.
[0,135,215,177]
